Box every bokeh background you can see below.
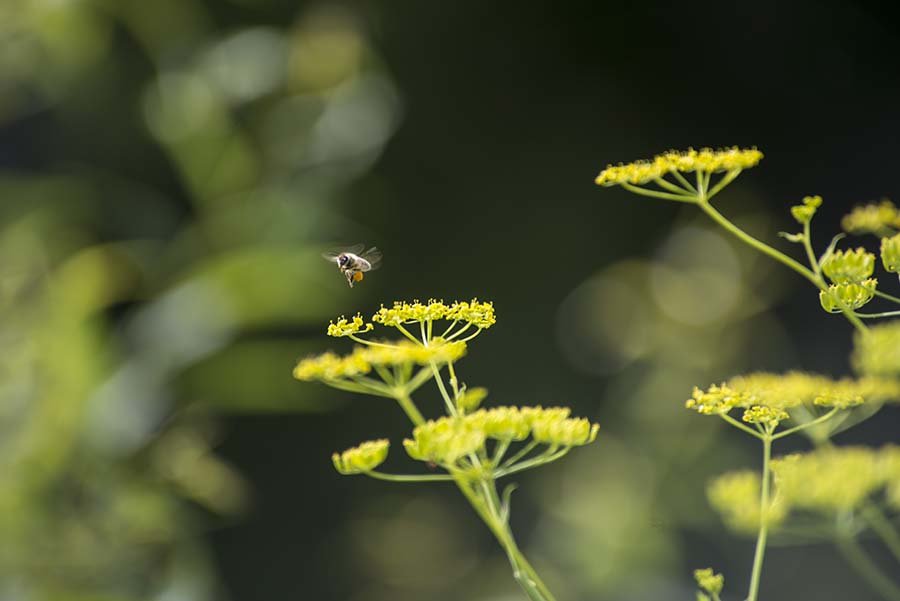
[2,0,900,599]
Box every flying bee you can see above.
[322,244,382,288]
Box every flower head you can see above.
[790,195,822,224]
[842,200,900,236]
[595,147,763,187]
[707,470,785,533]
[403,416,486,465]
[821,247,876,284]
[327,313,374,337]
[771,447,882,513]
[694,568,724,597]
[742,405,789,428]
[853,320,900,377]
[881,233,900,273]
[685,384,744,415]
[332,439,390,475]
[819,278,877,313]
[467,406,531,441]
[445,299,497,329]
[521,406,598,446]
[371,298,496,330]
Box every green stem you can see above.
[429,361,458,415]
[696,199,869,335]
[670,169,698,193]
[802,219,821,277]
[621,182,697,203]
[653,176,693,195]
[854,310,900,319]
[836,527,900,601]
[394,391,426,426]
[705,169,741,201]
[747,435,772,601]
[861,503,900,564]
[719,412,764,439]
[874,289,900,305]
[501,440,541,469]
[364,471,456,482]
[495,448,570,478]
[772,407,839,440]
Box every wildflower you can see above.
[707,471,785,533]
[332,439,390,475]
[403,416,485,465]
[742,406,789,428]
[771,448,881,513]
[685,384,744,415]
[821,247,875,284]
[371,298,496,330]
[818,278,877,313]
[531,416,599,447]
[595,147,763,187]
[467,407,530,441]
[327,313,374,337]
[881,233,900,273]
[445,299,497,329]
[790,195,822,224]
[841,199,900,236]
[457,386,488,414]
[293,339,467,383]
[694,568,724,597]
[853,320,900,376]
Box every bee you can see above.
[322,244,382,288]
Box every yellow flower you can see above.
[685,384,744,414]
[707,471,785,533]
[841,199,900,236]
[293,339,467,383]
[445,299,497,329]
[327,313,374,337]
[881,233,900,273]
[457,386,488,414]
[853,320,900,377]
[742,405,789,428]
[790,195,822,224]
[522,406,598,446]
[371,298,496,330]
[771,448,882,513]
[595,147,763,187]
[694,568,724,596]
[466,407,530,441]
[332,439,390,475]
[819,278,877,313]
[403,416,486,465]
[821,247,875,284]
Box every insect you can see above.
[322,244,382,288]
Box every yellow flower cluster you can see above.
[772,446,900,514]
[332,439,390,475]
[327,313,374,337]
[403,406,599,466]
[687,372,900,420]
[372,298,496,329]
[694,568,724,597]
[790,195,822,224]
[853,320,900,377]
[819,278,877,313]
[594,147,763,187]
[841,199,900,236]
[742,406,789,427]
[294,339,467,382]
[707,470,786,533]
[821,247,875,284]
[881,233,900,273]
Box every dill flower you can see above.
[445,299,497,329]
[853,320,900,377]
[771,448,881,513]
[457,386,488,414]
[694,568,724,597]
[881,233,900,273]
[820,247,876,284]
[332,439,390,475]
[595,147,763,187]
[403,416,486,465]
[371,298,496,330]
[685,384,744,415]
[293,339,467,383]
[818,278,877,313]
[466,407,530,441]
[841,199,900,236]
[531,415,599,447]
[742,406,789,428]
[790,195,822,224]
[707,471,785,533]
[327,313,374,337]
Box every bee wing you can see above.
[359,247,382,271]
[322,243,366,262]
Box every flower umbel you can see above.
[842,199,900,237]
[819,279,877,313]
[821,248,876,284]
[332,439,390,475]
[595,147,763,187]
[327,313,374,337]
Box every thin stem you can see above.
[746,435,772,601]
[653,176,694,195]
[670,169,698,193]
[696,199,869,335]
[394,323,422,344]
[772,407,839,440]
[874,289,900,305]
[459,328,484,343]
[705,169,741,201]
[420,320,428,344]
[621,182,697,203]
[719,412,764,439]
[495,448,570,478]
[429,361,458,416]
[802,219,821,277]
[364,471,456,483]
[861,503,900,564]
[348,335,396,349]
[836,528,900,601]
[445,322,472,341]
[501,440,540,469]
[854,310,900,319]
[439,319,461,338]
[394,391,426,426]
[493,439,512,465]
